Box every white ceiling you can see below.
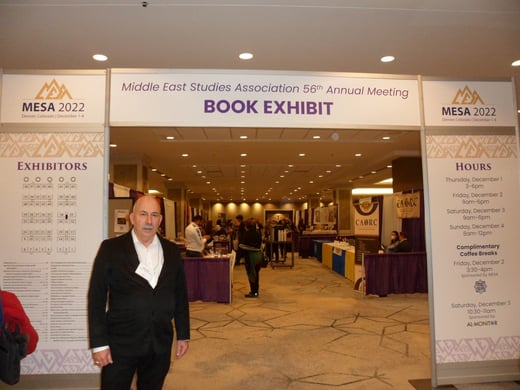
[1,0,519,202]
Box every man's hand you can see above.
[92,348,113,368]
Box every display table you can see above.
[212,239,231,255]
[312,240,331,261]
[183,256,231,303]
[298,234,336,258]
[363,252,427,296]
[322,242,357,282]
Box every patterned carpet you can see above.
[165,255,431,389]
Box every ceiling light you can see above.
[312,135,321,139]
[166,136,175,140]
[151,168,157,172]
[239,52,254,60]
[512,59,520,67]
[377,178,393,184]
[380,55,395,63]
[109,143,117,148]
[148,189,160,194]
[298,153,305,157]
[181,153,189,157]
[93,54,108,62]
[240,153,247,157]
[355,153,362,157]
[239,135,248,139]
[382,136,391,140]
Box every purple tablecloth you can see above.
[364,252,427,296]
[183,256,230,303]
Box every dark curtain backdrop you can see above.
[401,191,426,252]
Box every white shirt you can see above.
[132,230,164,289]
[185,222,206,252]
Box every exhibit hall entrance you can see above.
[1,69,518,388]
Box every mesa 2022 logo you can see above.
[440,85,496,120]
[21,79,85,113]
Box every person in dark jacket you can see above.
[87,195,190,390]
[239,218,263,298]
[394,231,413,252]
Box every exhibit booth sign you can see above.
[0,69,519,388]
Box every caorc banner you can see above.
[353,199,379,236]
[395,191,421,218]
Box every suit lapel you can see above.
[122,231,151,288]
[156,236,171,286]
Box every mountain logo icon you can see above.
[35,79,73,100]
[451,86,484,105]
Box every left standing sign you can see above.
[0,71,107,375]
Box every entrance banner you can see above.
[1,72,106,124]
[110,70,421,128]
[0,132,105,374]
[423,79,520,385]
[425,131,520,383]
[422,80,517,127]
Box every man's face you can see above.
[129,196,163,245]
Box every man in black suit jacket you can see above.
[394,231,413,252]
[88,195,190,390]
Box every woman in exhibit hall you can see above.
[385,230,400,253]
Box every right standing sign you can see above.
[422,79,520,386]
